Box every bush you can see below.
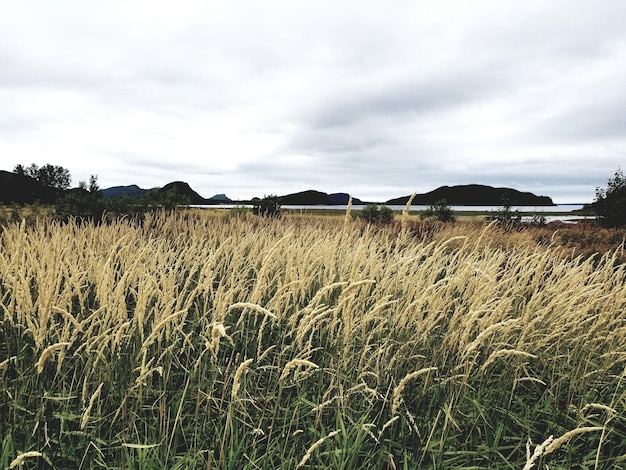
[252,195,281,218]
[357,204,394,224]
[55,188,105,222]
[421,199,455,222]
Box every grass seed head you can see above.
[8,451,43,469]
[231,358,253,400]
[36,342,70,374]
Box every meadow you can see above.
[1,210,625,469]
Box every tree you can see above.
[13,163,71,190]
[421,199,455,222]
[88,174,100,193]
[13,164,26,176]
[357,204,394,224]
[252,195,282,218]
[593,168,626,227]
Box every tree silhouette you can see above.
[593,168,626,227]
[13,163,71,190]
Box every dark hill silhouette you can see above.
[158,181,212,205]
[279,190,364,205]
[3,171,554,208]
[328,193,363,204]
[101,184,147,198]
[279,190,328,205]
[386,185,554,206]
[210,193,232,202]
[101,182,216,204]
[0,170,62,204]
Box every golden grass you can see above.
[1,212,625,467]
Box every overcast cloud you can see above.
[2,0,626,203]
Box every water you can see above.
[195,204,586,212]
[275,204,587,212]
[191,204,592,222]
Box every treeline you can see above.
[3,163,626,228]
[5,164,191,222]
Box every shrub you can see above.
[252,195,282,218]
[55,188,105,222]
[357,204,394,224]
[421,199,455,222]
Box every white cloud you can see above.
[1,0,626,202]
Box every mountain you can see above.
[2,172,554,208]
[210,193,232,202]
[0,170,62,204]
[101,182,216,204]
[278,190,364,205]
[279,190,328,205]
[328,193,363,204]
[157,181,209,205]
[100,184,147,198]
[386,185,554,206]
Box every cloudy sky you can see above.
[2,0,625,203]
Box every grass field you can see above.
[1,211,625,469]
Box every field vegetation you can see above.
[1,210,625,468]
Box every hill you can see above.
[101,183,233,205]
[278,190,364,205]
[209,193,232,203]
[386,185,554,206]
[0,170,62,204]
[158,181,210,205]
[100,185,147,199]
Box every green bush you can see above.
[55,188,105,221]
[357,204,394,224]
[252,195,282,218]
[421,199,455,222]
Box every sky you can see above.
[2,1,626,203]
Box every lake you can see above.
[274,204,587,212]
[192,204,593,223]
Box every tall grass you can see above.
[0,213,625,468]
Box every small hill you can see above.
[386,185,554,206]
[328,193,363,204]
[0,170,62,204]
[101,182,212,204]
[210,194,232,203]
[101,185,147,199]
[159,181,208,205]
[278,190,364,205]
[279,190,330,205]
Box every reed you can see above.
[0,212,624,468]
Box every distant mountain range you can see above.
[100,182,232,205]
[102,184,554,206]
[0,170,555,207]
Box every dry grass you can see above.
[0,212,625,468]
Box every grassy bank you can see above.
[1,213,625,468]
